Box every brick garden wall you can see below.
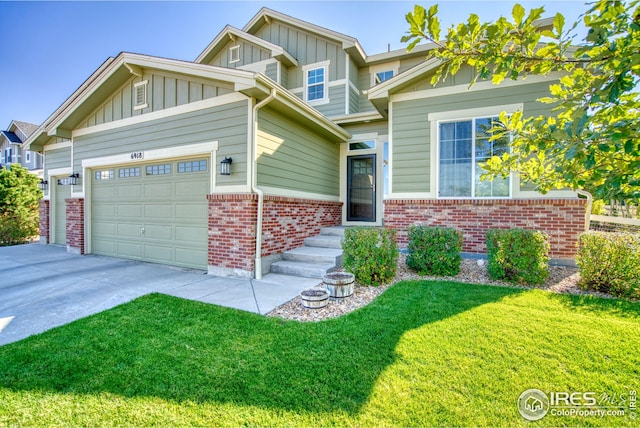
[65,198,85,254]
[262,196,342,257]
[384,198,587,259]
[39,199,50,244]
[207,193,342,276]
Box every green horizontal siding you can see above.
[315,85,346,117]
[74,100,249,187]
[392,81,555,194]
[257,107,340,196]
[265,62,279,81]
[44,147,71,173]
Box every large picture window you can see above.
[438,116,510,198]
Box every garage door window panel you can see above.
[146,164,171,175]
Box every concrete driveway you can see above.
[0,244,319,346]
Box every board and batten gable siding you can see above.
[73,100,249,188]
[257,107,340,196]
[203,39,272,68]
[391,80,555,195]
[80,72,234,129]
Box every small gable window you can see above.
[133,80,148,111]
[374,70,394,85]
[303,61,329,104]
[229,45,240,64]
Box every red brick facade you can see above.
[262,196,342,257]
[65,198,85,254]
[39,199,50,244]
[384,198,587,259]
[207,193,342,275]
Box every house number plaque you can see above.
[130,151,144,160]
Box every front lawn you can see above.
[1,280,638,426]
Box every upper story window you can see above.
[438,116,510,198]
[25,151,31,163]
[229,45,240,64]
[374,70,394,85]
[303,61,329,104]
[133,80,148,111]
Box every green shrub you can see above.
[486,228,550,285]
[0,165,41,246]
[342,227,398,286]
[591,199,606,215]
[406,225,463,276]
[577,232,640,299]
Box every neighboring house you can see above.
[25,8,585,278]
[1,120,42,173]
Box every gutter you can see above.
[251,88,276,279]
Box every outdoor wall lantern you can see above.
[220,157,232,175]
[38,179,48,191]
[57,173,79,186]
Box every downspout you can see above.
[251,88,276,279]
[575,189,592,231]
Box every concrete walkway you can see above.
[0,244,321,346]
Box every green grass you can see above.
[1,280,639,426]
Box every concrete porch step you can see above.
[304,234,343,249]
[282,246,343,265]
[269,260,337,278]
[320,226,347,237]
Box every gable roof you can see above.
[11,121,39,138]
[25,51,349,151]
[242,7,367,65]
[195,25,298,67]
[1,131,21,144]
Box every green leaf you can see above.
[553,13,565,35]
[512,4,525,26]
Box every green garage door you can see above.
[53,180,70,245]
[91,158,209,269]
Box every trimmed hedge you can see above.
[577,231,640,299]
[342,227,397,286]
[406,225,463,276]
[486,228,550,285]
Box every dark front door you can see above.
[347,154,376,222]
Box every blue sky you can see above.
[0,0,589,130]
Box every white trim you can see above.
[229,45,241,64]
[81,141,218,169]
[238,58,277,73]
[387,193,435,199]
[133,80,148,111]
[428,104,523,122]
[43,140,72,152]
[260,186,340,202]
[393,73,563,103]
[214,185,251,194]
[72,92,248,138]
[345,53,350,116]
[591,215,640,226]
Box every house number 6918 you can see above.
[130,151,144,160]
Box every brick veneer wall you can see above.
[262,196,342,257]
[384,198,587,259]
[207,193,343,276]
[65,198,84,254]
[39,199,50,244]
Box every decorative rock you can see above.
[323,272,355,298]
[300,288,330,309]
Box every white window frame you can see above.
[374,70,394,85]
[429,104,523,200]
[370,61,399,87]
[133,80,148,111]
[229,45,240,64]
[302,61,329,105]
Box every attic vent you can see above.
[133,80,148,110]
[229,45,240,64]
